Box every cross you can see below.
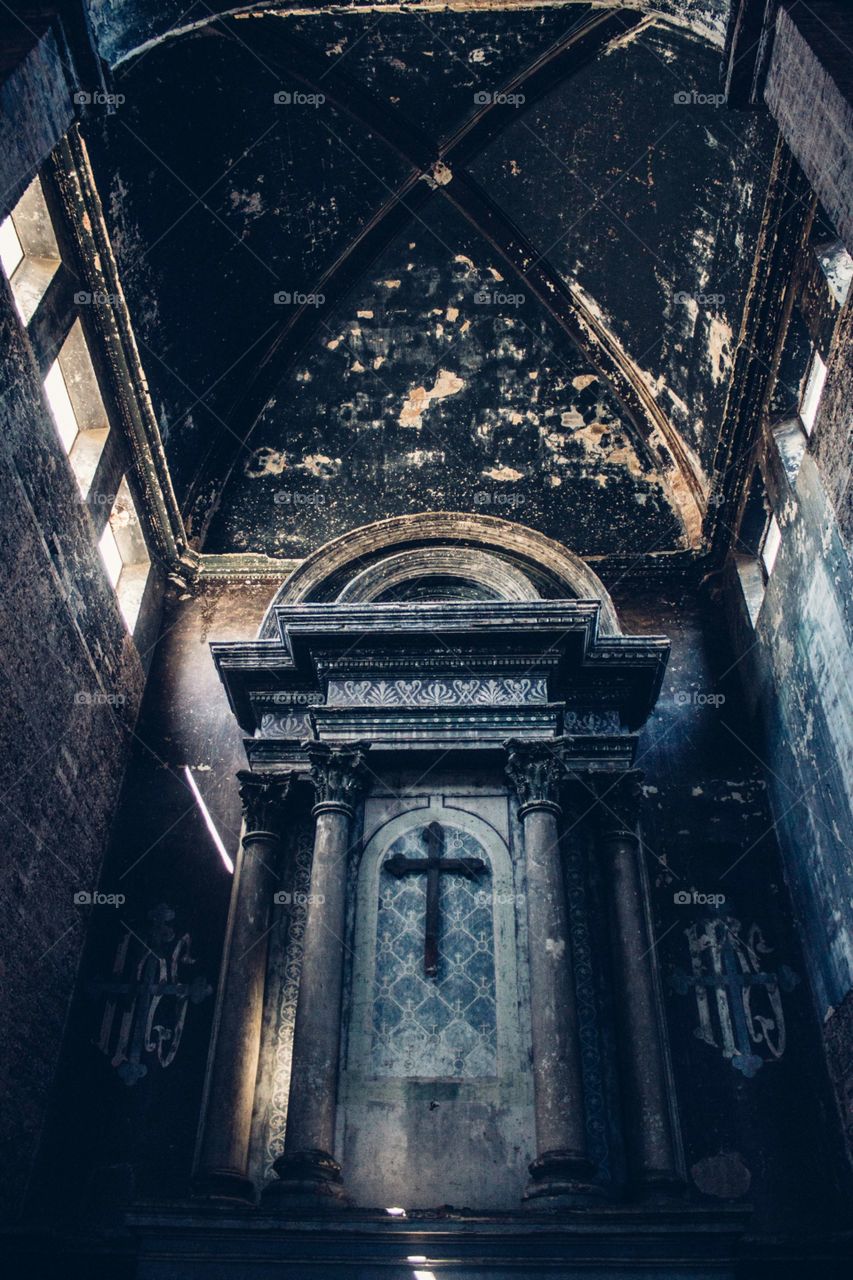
[384,822,488,978]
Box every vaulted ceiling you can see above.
[83,1,776,564]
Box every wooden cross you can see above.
[384,822,488,978]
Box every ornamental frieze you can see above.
[326,677,548,708]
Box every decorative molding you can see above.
[564,710,621,734]
[265,826,314,1178]
[327,676,548,708]
[261,514,622,634]
[311,706,560,751]
[562,836,611,1184]
[259,710,314,739]
[199,553,301,581]
[212,601,669,737]
[336,547,539,604]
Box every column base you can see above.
[191,1168,257,1206]
[522,1149,605,1208]
[262,1149,349,1213]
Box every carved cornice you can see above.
[211,601,670,736]
[504,738,567,813]
[305,741,370,813]
[237,770,295,837]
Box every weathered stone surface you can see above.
[766,2,853,254]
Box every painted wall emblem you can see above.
[670,916,799,1077]
[88,904,212,1085]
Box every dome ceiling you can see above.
[82,1,773,565]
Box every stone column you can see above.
[505,739,598,1206]
[591,769,682,1198]
[193,771,291,1203]
[265,741,369,1209]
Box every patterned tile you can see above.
[371,826,497,1078]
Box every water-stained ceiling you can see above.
[82,1,775,565]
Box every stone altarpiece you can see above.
[193,594,690,1217]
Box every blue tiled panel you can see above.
[371,826,497,1078]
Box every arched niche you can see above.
[336,547,540,604]
[258,512,621,636]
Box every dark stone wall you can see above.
[30,577,270,1216]
[0,18,171,1221]
[724,430,853,1171]
[0,272,154,1221]
[765,1,853,254]
[0,23,73,218]
[732,0,853,1170]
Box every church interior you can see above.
[1,1,852,1275]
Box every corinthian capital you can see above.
[504,738,567,812]
[592,769,644,841]
[306,741,370,812]
[237,771,294,836]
